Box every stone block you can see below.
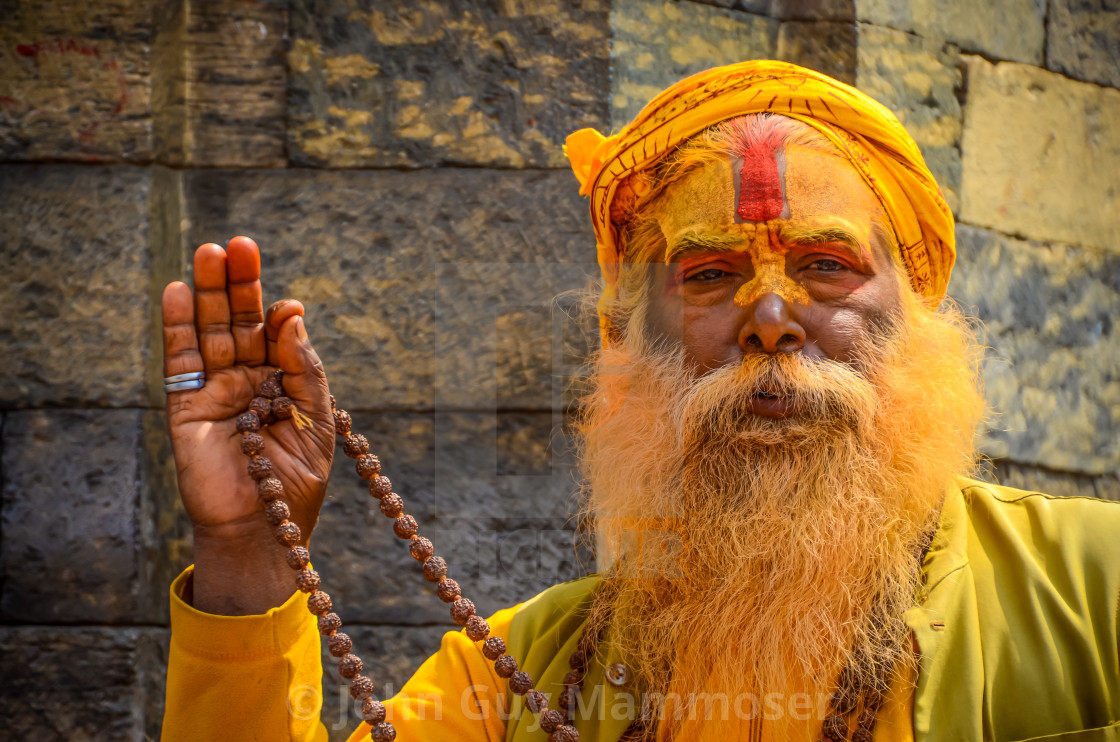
[950,225,1120,475]
[856,23,962,212]
[772,0,856,20]
[991,461,1120,501]
[1047,0,1120,89]
[610,0,778,127]
[0,165,152,408]
[307,411,588,627]
[959,57,1120,253]
[152,0,288,167]
[855,0,1045,64]
[688,0,775,16]
[777,21,857,85]
[183,168,598,411]
[287,0,610,168]
[318,624,451,741]
[0,0,154,162]
[0,627,168,742]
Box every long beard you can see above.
[576,290,985,738]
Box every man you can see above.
[160,61,1120,742]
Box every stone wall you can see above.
[1,1,1117,739]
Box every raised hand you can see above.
[162,237,335,614]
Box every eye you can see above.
[808,258,845,273]
[684,268,730,283]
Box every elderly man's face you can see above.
[643,144,904,417]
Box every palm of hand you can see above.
[162,237,335,543]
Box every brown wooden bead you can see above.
[422,556,448,582]
[558,686,574,711]
[307,590,332,615]
[356,454,382,480]
[328,632,353,657]
[525,689,548,714]
[247,456,273,481]
[549,726,579,742]
[409,537,434,561]
[318,612,342,636]
[271,396,293,420]
[370,721,396,742]
[249,396,273,423]
[333,409,352,435]
[465,615,490,642]
[287,546,311,570]
[568,650,587,671]
[276,520,302,546]
[562,670,582,686]
[343,434,370,459]
[362,697,386,724]
[236,412,261,433]
[265,500,290,526]
[257,477,284,502]
[482,636,506,661]
[821,713,848,742]
[508,670,533,695]
[494,654,517,678]
[241,432,265,455]
[539,709,565,734]
[852,728,873,742]
[257,378,283,399]
[437,577,461,602]
[368,476,392,499]
[379,493,404,518]
[338,653,363,679]
[349,675,375,700]
[296,568,321,593]
[393,515,418,539]
[450,598,475,626]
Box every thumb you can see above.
[276,316,327,405]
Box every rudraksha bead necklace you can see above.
[235,370,928,742]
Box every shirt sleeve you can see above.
[162,565,517,742]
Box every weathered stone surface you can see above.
[287,0,609,168]
[856,23,962,211]
[855,0,1045,64]
[959,57,1120,253]
[308,412,587,626]
[772,0,856,21]
[318,624,451,740]
[610,0,778,127]
[777,21,857,85]
[950,225,1120,474]
[1047,0,1120,89]
[183,168,598,411]
[0,0,154,162]
[3,410,131,622]
[0,627,168,742]
[0,165,151,408]
[152,0,287,168]
[688,0,775,16]
[991,460,1120,501]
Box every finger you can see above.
[275,315,327,404]
[193,243,236,372]
[162,281,204,379]
[265,299,305,367]
[226,236,266,366]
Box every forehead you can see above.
[652,145,886,245]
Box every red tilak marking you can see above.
[737,147,784,222]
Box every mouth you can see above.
[748,391,795,418]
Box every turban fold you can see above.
[564,60,955,343]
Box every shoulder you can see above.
[959,475,1120,533]
[506,575,602,659]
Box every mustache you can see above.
[680,351,882,430]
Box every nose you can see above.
[738,293,806,354]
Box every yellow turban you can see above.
[564,60,955,343]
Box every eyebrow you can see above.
[777,224,871,265]
[664,231,745,263]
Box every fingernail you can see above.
[296,316,309,343]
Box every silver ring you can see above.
[165,378,206,393]
[164,371,205,384]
